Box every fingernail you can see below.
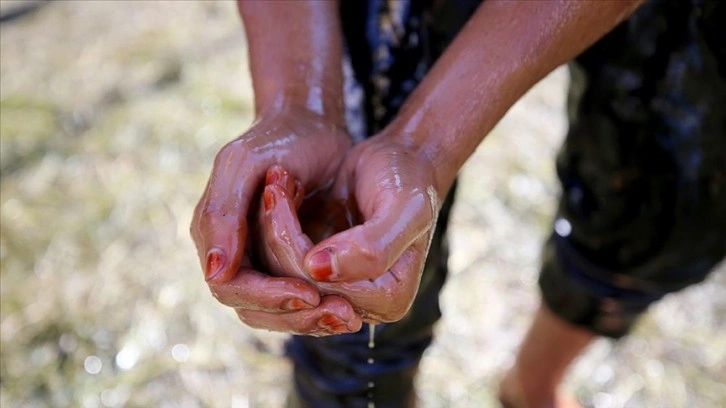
[317,314,348,332]
[263,187,275,211]
[307,248,336,281]
[205,249,226,281]
[265,168,279,185]
[282,298,314,311]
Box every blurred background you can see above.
[0,1,724,407]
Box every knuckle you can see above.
[357,238,383,264]
[199,203,220,219]
[212,139,253,176]
[409,190,433,220]
[208,285,245,309]
[217,138,248,160]
[213,143,233,167]
[356,243,389,276]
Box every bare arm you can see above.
[238,0,345,123]
[385,0,643,197]
[304,1,644,294]
[191,1,363,335]
[194,0,347,284]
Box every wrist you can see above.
[240,1,346,128]
[375,124,457,199]
[255,83,346,128]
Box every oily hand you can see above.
[258,135,441,323]
[190,105,359,335]
[254,165,365,334]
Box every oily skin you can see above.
[190,1,362,335]
[257,161,435,323]
[191,0,642,335]
[196,107,361,336]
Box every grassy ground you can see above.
[1,1,724,407]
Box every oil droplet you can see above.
[368,323,376,349]
[367,323,377,408]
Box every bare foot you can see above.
[498,305,594,408]
[498,369,582,408]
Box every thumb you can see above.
[303,189,435,282]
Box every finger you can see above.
[374,235,429,321]
[322,235,429,323]
[264,165,305,209]
[259,182,314,279]
[260,170,424,323]
[191,140,262,283]
[208,268,320,312]
[264,165,297,197]
[235,295,363,336]
[304,189,435,282]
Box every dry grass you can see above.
[1,1,724,407]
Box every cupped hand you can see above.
[191,104,361,335]
[257,134,442,323]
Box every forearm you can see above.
[385,0,642,196]
[238,0,345,124]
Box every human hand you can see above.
[252,165,365,333]
[257,134,442,323]
[190,104,358,335]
